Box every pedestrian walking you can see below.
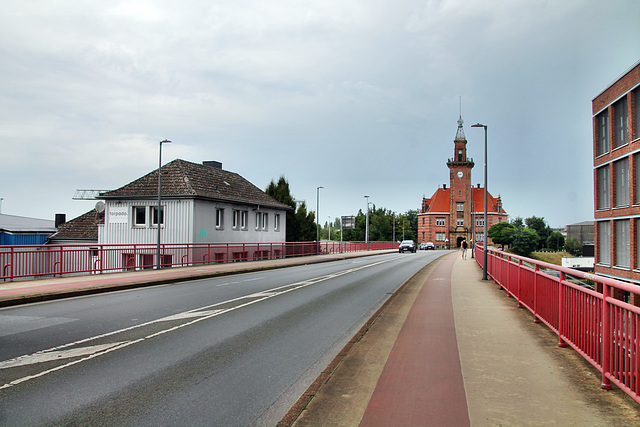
[461,239,468,260]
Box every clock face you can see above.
[457,171,464,178]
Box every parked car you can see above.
[425,242,435,250]
[419,243,427,250]
[399,240,416,253]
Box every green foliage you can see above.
[488,222,516,247]
[511,216,524,229]
[265,176,316,241]
[293,201,317,241]
[525,215,549,250]
[546,231,565,251]
[511,227,540,257]
[564,237,583,256]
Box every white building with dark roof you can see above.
[97,159,292,245]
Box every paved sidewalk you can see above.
[0,250,394,307]
[286,253,640,426]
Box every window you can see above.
[133,206,146,226]
[476,233,484,243]
[152,206,164,226]
[598,221,611,265]
[216,208,224,229]
[457,218,464,227]
[436,218,445,226]
[436,232,446,241]
[233,210,240,230]
[613,96,628,149]
[636,154,640,205]
[262,213,268,230]
[597,165,610,210]
[615,157,629,207]
[457,203,464,212]
[274,214,280,231]
[615,219,630,268]
[422,217,425,225]
[635,88,640,140]
[240,211,247,230]
[476,217,485,227]
[596,110,609,156]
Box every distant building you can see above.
[566,221,594,245]
[418,117,508,249]
[593,59,640,285]
[0,213,57,245]
[97,159,292,246]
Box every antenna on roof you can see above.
[73,189,109,200]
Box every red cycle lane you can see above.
[359,253,470,426]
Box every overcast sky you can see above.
[1,0,639,229]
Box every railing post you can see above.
[558,271,566,348]
[601,283,613,389]
[517,259,523,308]
[533,264,540,323]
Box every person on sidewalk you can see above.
[461,239,468,260]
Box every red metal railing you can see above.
[0,241,395,282]
[475,243,640,404]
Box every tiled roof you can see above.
[49,210,104,240]
[421,187,506,214]
[100,159,292,210]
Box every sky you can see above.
[1,0,639,229]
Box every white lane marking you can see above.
[0,342,128,369]
[0,257,401,389]
[216,276,265,287]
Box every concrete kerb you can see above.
[0,250,396,308]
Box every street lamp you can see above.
[364,195,370,250]
[316,186,323,254]
[328,216,331,241]
[471,123,488,280]
[157,139,171,269]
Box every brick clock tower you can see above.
[446,116,475,247]
[418,116,507,249]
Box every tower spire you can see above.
[456,96,465,139]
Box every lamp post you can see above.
[471,123,488,280]
[316,186,323,254]
[157,139,171,269]
[364,195,370,251]
[471,186,475,259]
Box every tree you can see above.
[488,222,516,247]
[265,176,297,241]
[546,232,565,251]
[511,228,540,257]
[564,237,583,256]
[525,216,549,249]
[293,201,316,241]
[511,216,524,229]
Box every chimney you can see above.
[203,161,222,169]
[443,184,447,189]
[55,214,66,228]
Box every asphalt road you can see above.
[0,251,447,426]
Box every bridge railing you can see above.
[475,243,640,404]
[0,241,396,282]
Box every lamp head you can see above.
[471,123,486,128]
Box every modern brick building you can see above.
[593,59,640,285]
[418,117,508,249]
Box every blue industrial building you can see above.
[0,213,58,245]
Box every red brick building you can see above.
[593,59,640,284]
[418,117,508,249]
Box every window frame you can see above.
[614,157,629,208]
[133,206,147,227]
